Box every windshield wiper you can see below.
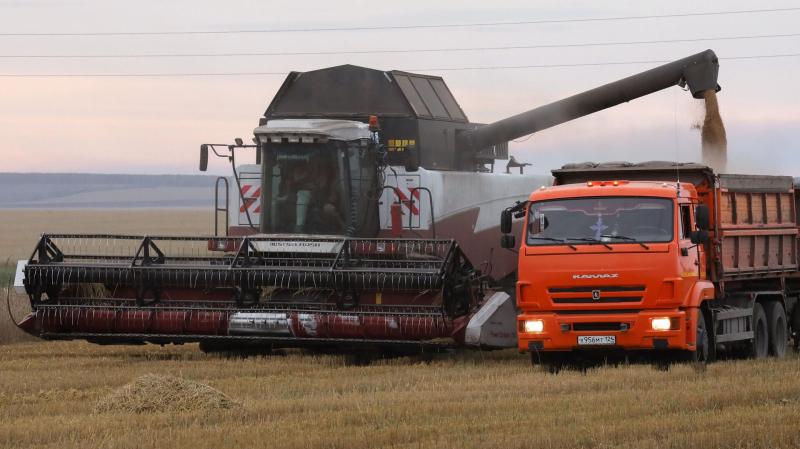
[600,235,650,250]
[566,237,612,250]
[529,237,577,251]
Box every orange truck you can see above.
[501,161,799,369]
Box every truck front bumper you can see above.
[518,309,692,353]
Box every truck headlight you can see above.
[524,320,544,333]
[651,317,672,331]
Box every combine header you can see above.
[21,235,477,349]
[14,50,721,352]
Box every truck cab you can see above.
[516,178,714,363]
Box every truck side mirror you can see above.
[200,144,209,172]
[500,210,513,234]
[500,234,516,249]
[695,205,710,230]
[690,230,709,245]
[404,145,419,172]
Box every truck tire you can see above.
[677,310,710,365]
[691,310,710,364]
[792,303,800,352]
[746,303,769,359]
[532,352,562,374]
[765,301,788,357]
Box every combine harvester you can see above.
[14,51,721,354]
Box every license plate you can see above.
[577,335,616,346]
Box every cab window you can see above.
[679,205,693,240]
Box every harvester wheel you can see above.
[764,301,788,357]
[336,290,359,310]
[135,284,162,307]
[746,303,769,359]
[233,289,259,308]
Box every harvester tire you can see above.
[765,301,788,358]
[233,289,259,308]
[746,303,769,359]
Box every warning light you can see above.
[613,181,619,186]
[587,182,594,187]
[369,116,380,132]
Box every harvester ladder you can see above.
[214,177,229,236]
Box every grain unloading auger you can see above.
[14,50,721,352]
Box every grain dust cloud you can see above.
[699,90,728,173]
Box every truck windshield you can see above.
[263,140,376,235]
[527,196,674,246]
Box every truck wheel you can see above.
[747,303,769,359]
[792,303,800,352]
[677,310,710,365]
[532,352,562,374]
[543,362,562,375]
[765,301,788,357]
[691,311,710,364]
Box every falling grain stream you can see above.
[700,90,728,173]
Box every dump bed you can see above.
[551,161,799,283]
[715,174,797,279]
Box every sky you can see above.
[0,0,798,177]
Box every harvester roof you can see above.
[254,119,370,142]
[263,65,468,122]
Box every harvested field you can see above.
[3,210,800,447]
[93,373,238,413]
[1,342,800,448]
[1,287,34,345]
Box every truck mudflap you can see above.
[16,234,491,349]
[463,292,518,349]
[518,309,691,352]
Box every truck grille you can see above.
[549,285,644,304]
[572,322,626,332]
[552,297,642,304]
